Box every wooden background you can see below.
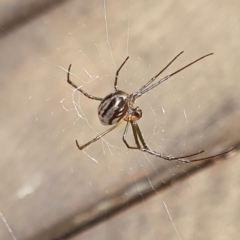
[0,0,240,240]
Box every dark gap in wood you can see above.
[28,160,217,240]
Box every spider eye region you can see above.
[98,90,129,125]
[124,106,142,122]
[133,107,142,121]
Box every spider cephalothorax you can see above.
[67,51,235,162]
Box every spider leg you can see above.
[114,56,129,91]
[122,121,203,161]
[139,51,184,92]
[67,64,103,101]
[134,122,236,162]
[122,121,140,149]
[181,147,237,163]
[141,148,204,163]
[130,122,206,163]
[76,119,124,150]
[139,53,214,97]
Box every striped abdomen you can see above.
[98,90,129,125]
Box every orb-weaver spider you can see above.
[67,51,235,163]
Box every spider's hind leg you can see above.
[122,121,139,149]
[129,121,206,163]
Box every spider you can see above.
[67,51,235,163]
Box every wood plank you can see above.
[70,152,240,240]
[0,0,68,38]
[0,0,239,239]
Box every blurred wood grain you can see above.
[0,1,239,240]
[0,0,68,38]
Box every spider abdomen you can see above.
[98,90,129,125]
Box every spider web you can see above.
[0,1,240,240]
[58,1,238,240]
